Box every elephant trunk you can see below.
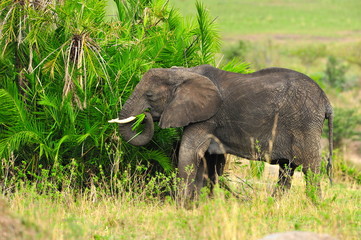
[118,97,154,146]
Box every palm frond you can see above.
[194,1,221,64]
[0,82,27,124]
[143,149,174,173]
[0,129,41,159]
[0,0,222,182]
[221,59,252,74]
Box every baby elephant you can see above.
[110,65,333,199]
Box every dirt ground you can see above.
[0,198,37,240]
[223,31,361,44]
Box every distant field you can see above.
[169,0,361,40]
[171,0,361,80]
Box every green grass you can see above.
[170,0,361,83]
[170,0,361,38]
[4,173,361,239]
[3,153,361,239]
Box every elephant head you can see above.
[112,67,222,146]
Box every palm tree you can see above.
[0,0,222,189]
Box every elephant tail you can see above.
[326,108,333,185]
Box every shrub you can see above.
[323,107,361,148]
[223,40,250,61]
[322,56,349,90]
[0,0,221,191]
[291,44,326,70]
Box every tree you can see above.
[0,0,222,189]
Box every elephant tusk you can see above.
[108,116,136,124]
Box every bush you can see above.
[328,149,361,185]
[223,40,250,61]
[324,107,361,148]
[322,56,349,90]
[291,44,326,70]
[0,0,221,191]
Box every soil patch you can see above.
[0,198,37,240]
[223,31,361,44]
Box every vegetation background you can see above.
[0,0,360,239]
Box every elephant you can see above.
[110,64,333,199]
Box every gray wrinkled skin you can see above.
[118,65,333,198]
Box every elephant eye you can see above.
[146,91,157,102]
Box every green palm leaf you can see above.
[194,1,220,64]
[0,82,27,124]
[0,0,223,184]
[142,149,174,173]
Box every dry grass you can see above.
[0,198,36,240]
[4,166,360,240]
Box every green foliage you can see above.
[220,58,252,74]
[194,1,220,64]
[223,40,250,62]
[0,0,220,190]
[291,44,326,70]
[327,108,361,148]
[322,56,349,90]
[249,161,265,179]
[131,113,146,131]
[249,140,265,179]
[328,149,361,185]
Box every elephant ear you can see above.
[159,71,222,128]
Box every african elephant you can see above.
[110,64,333,198]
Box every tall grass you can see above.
[6,157,361,239]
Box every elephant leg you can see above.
[204,153,226,187]
[195,157,207,193]
[272,161,296,197]
[177,124,215,199]
[301,135,322,201]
